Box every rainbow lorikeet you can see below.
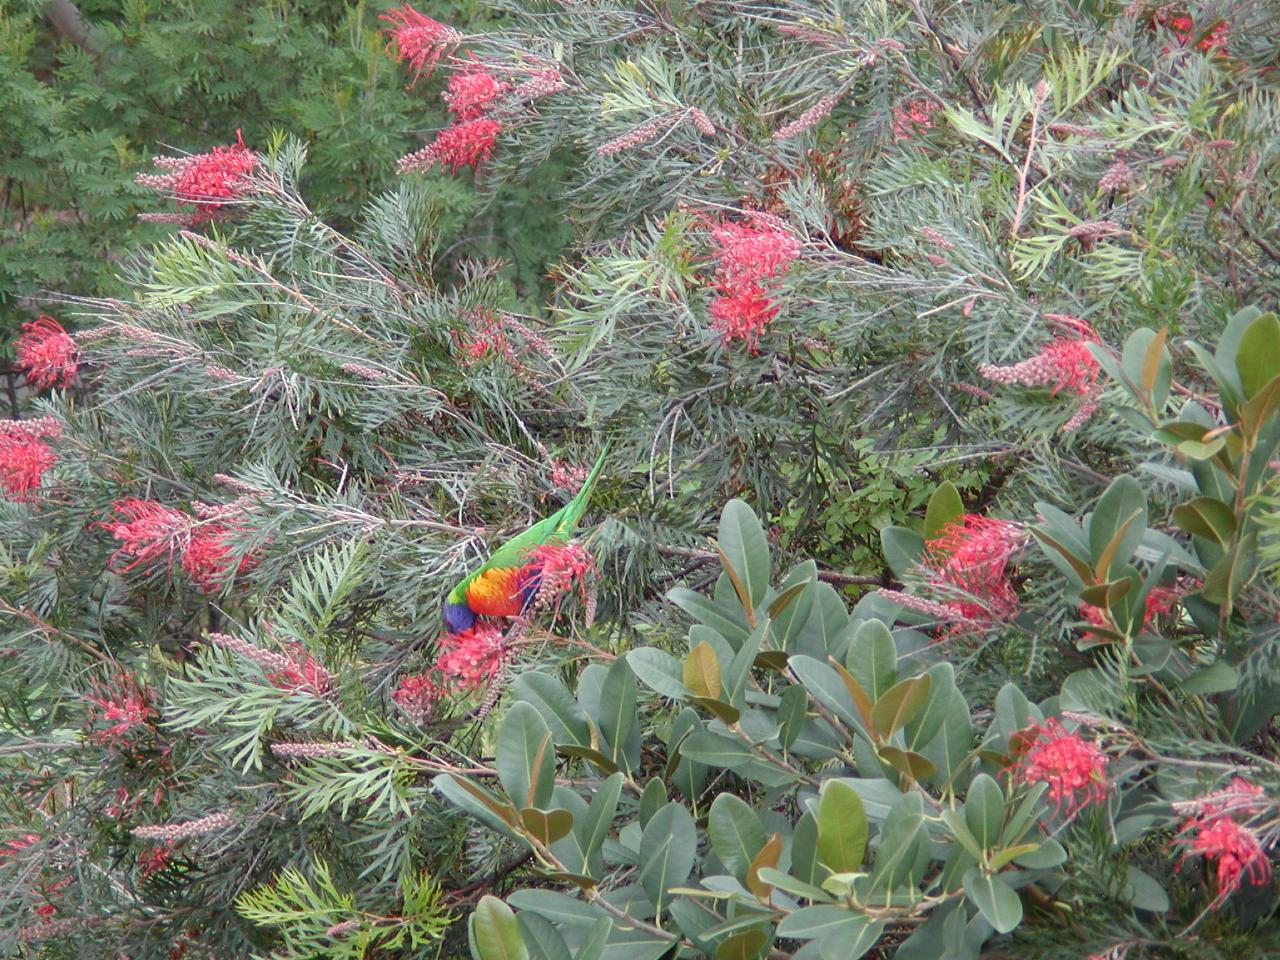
[442,446,609,634]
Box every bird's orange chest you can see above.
[465,565,535,617]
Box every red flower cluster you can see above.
[706,214,801,352]
[1157,11,1230,54]
[1014,718,1108,817]
[549,458,589,493]
[1079,582,1186,641]
[0,417,60,499]
[135,132,257,225]
[525,541,596,612]
[397,117,501,175]
[15,316,77,389]
[181,522,260,592]
[455,307,551,369]
[1177,776,1271,906]
[892,98,937,140]
[979,324,1103,431]
[435,623,507,689]
[445,58,510,120]
[267,643,335,696]
[922,514,1024,630]
[98,498,259,590]
[380,4,460,85]
[86,674,154,747]
[138,844,174,879]
[392,673,440,724]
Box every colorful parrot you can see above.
[442,445,609,634]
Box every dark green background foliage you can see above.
[0,0,572,332]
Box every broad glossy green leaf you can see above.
[1172,496,1236,545]
[924,482,965,539]
[716,928,768,960]
[627,648,691,701]
[789,655,862,732]
[497,703,556,810]
[881,526,925,579]
[818,918,884,960]
[871,675,932,740]
[668,588,751,647]
[638,802,697,914]
[599,658,637,770]
[817,780,867,872]
[1124,865,1170,912]
[777,905,866,939]
[845,619,896,701]
[964,775,1004,851]
[962,870,1022,934]
[708,793,767,883]
[877,746,936,781]
[792,811,823,886]
[1235,311,1280,399]
[473,896,529,960]
[513,672,591,749]
[521,807,574,845]
[1088,475,1147,577]
[517,911,573,960]
[576,772,623,876]
[719,499,771,609]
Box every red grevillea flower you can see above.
[1079,582,1186,640]
[181,523,259,592]
[1159,13,1230,54]
[1014,718,1108,816]
[86,674,154,747]
[1189,777,1269,820]
[380,4,460,85]
[444,59,510,120]
[524,541,596,610]
[709,282,781,352]
[923,514,1024,629]
[135,132,257,224]
[435,623,506,689]
[709,218,802,285]
[1180,815,1271,905]
[392,673,440,724]
[397,117,501,175]
[97,498,192,573]
[892,98,937,140]
[0,433,56,499]
[15,316,77,389]
[267,643,335,696]
[979,334,1101,397]
[138,844,174,878]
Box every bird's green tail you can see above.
[556,439,611,535]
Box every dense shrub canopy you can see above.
[0,1,1278,959]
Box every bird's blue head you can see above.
[443,600,476,634]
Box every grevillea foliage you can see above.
[1,1,1279,959]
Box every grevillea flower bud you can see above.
[397,118,501,175]
[1013,718,1108,816]
[980,333,1101,397]
[132,812,235,842]
[86,674,154,747]
[893,98,937,140]
[774,94,839,140]
[687,108,716,137]
[380,4,460,84]
[15,316,77,389]
[512,67,567,101]
[392,673,440,724]
[597,114,679,156]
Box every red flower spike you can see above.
[267,643,335,696]
[397,118,501,175]
[709,218,801,286]
[380,4,460,85]
[181,522,259,592]
[86,674,155,747]
[392,673,440,724]
[524,541,596,611]
[97,498,192,574]
[1180,815,1271,905]
[1014,718,1108,817]
[709,282,781,353]
[434,623,506,690]
[0,433,56,498]
[980,334,1101,397]
[444,59,510,120]
[135,132,257,225]
[922,514,1024,630]
[15,316,77,389]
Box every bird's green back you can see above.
[446,443,610,603]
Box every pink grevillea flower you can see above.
[1187,778,1269,820]
[1180,815,1272,905]
[444,59,510,120]
[135,132,257,224]
[709,218,802,285]
[980,334,1101,397]
[380,4,460,85]
[922,514,1024,629]
[181,522,259,592]
[525,541,596,611]
[455,307,551,368]
[15,316,77,389]
[1014,718,1108,817]
[392,673,440,724]
[397,117,501,175]
[892,98,937,140]
[86,674,154,747]
[97,498,192,574]
[549,458,589,493]
[268,643,335,696]
[435,623,506,689]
